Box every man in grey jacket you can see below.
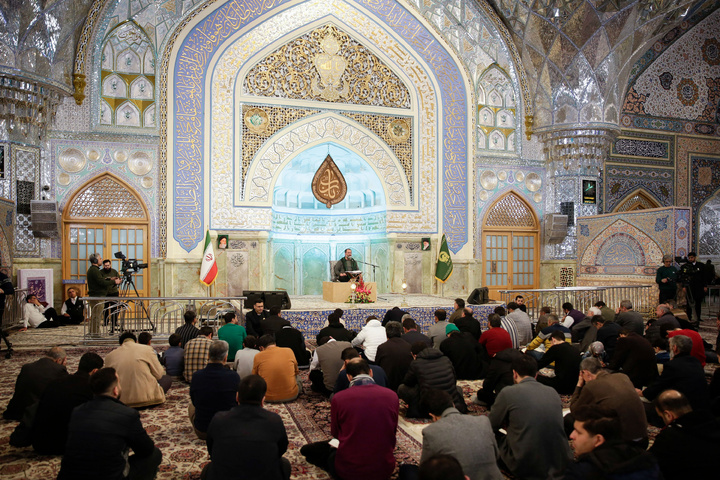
[489,354,571,479]
[421,389,502,480]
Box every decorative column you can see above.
[540,128,618,260]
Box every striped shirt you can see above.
[500,317,520,349]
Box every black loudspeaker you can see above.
[243,290,264,307]
[242,290,292,310]
[265,291,291,310]
[467,287,489,305]
[30,200,59,238]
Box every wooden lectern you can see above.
[322,281,377,303]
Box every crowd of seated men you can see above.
[3,294,720,480]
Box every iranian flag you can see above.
[199,231,218,286]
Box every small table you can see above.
[322,281,377,303]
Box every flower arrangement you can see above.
[347,282,374,303]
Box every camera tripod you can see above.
[119,272,155,331]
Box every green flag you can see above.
[435,234,453,282]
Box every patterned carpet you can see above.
[0,347,426,480]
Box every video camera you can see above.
[114,252,148,276]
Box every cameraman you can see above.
[679,252,713,325]
[86,254,120,335]
[101,259,120,333]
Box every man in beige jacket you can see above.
[105,331,171,408]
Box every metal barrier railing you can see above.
[2,288,28,329]
[498,285,655,321]
[82,296,247,342]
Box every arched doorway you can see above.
[62,174,150,296]
[482,191,539,300]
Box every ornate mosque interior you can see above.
[1,0,719,303]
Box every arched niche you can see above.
[481,191,539,299]
[62,174,151,296]
[613,189,662,212]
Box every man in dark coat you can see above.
[565,406,660,479]
[474,347,523,407]
[3,347,68,420]
[244,299,269,338]
[609,329,658,388]
[439,328,484,380]
[58,368,162,480]
[262,306,291,337]
[592,316,622,361]
[316,312,354,343]
[679,251,712,324]
[650,390,720,479]
[454,307,481,341]
[645,304,681,344]
[397,342,466,417]
[375,321,413,391]
[614,300,645,335]
[202,375,291,480]
[640,335,710,424]
[537,331,581,395]
[30,352,104,454]
[382,306,409,326]
[275,324,311,368]
[400,317,432,347]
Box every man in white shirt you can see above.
[233,335,260,378]
[22,294,62,329]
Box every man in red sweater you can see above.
[301,358,399,480]
[667,328,705,366]
[479,314,513,358]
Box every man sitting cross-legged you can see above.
[301,358,399,480]
[184,326,214,383]
[333,347,388,395]
[375,321,413,391]
[565,357,648,444]
[202,375,291,480]
[309,336,353,397]
[489,354,571,480]
[420,388,502,480]
[58,367,162,480]
[3,346,68,421]
[649,389,720,479]
[29,352,104,455]
[525,313,570,360]
[252,334,301,402]
[400,317,432,347]
[398,342,467,418]
[105,331,171,408]
[189,340,240,440]
[536,330,581,395]
[565,406,660,479]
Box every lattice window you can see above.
[485,193,536,228]
[69,177,145,219]
[560,267,574,287]
[615,191,660,212]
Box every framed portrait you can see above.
[421,238,431,251]
[217,234,228,249]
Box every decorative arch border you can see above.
[62,172,150,222]
[481,189,539,230]
[579,219,663,270]
[165,0,469,253]
[612,188,662,213]
[242,113,410,207]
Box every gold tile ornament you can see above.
[387,118,411,144]
[244,107,269,134]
